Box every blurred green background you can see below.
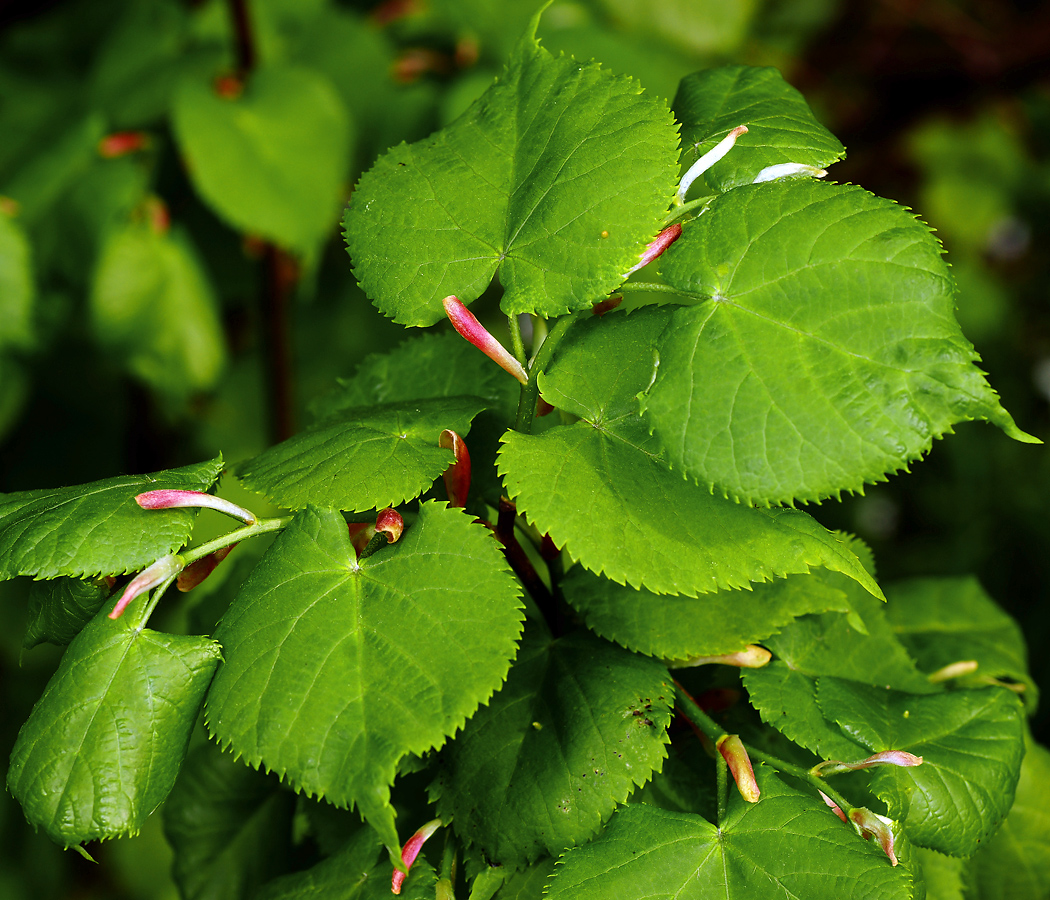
[1,0,1049,896]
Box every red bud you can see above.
[98,131,150,159]
[391,818,441,894]
[438,430,471,508]
[443,295,528,384]
[716,734,760,803]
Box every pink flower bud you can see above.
[442,295,528,385]
[109,554,185,619]
[439,430,471,508]
[136,490,257,526]
[677,124,748,203]
[624,223,682,277]
[177,544,236,592]
[819,790,848,823]
[812,750,923,777]
[716,734,760,803]
[98,131,150,159]
[376,508,404,544]
[676,644,771,669]
[849,808,899,866]
[391,818,442,894]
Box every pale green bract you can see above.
[342,12,679,325]
[205,503,523,857]
[643,179,1036,505]
[7,610,221,849]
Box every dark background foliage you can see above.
[1,1,1048,896]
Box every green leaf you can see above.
[90,224,227,400]
[817,679,1026,856]
[0,211,35,351]
[590,0,757,56]
[499,425,881,598]
[4,113,105,225]
[562,566,851,660]
[503,307,881,599]
[0,456,224,580]
[742,662,865,761]
[884,576,1038,710]
[434,628,672,867]
[172,64,351,253]
[205,503,523,855]
[237,397,487,511]
[546,767,916,900]
[163,743,295,900]
[343,18,679,325]
[642,180,1037,506]
[490,858,557,900]
[309,330,519,423]
[22,576,110,649]
[971,737,1050,900]
[674,65,845,194]
[6,609,221,848]
[253,824,436,900]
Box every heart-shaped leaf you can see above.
[643,180,1036,505]
[343,14,679,325]
[172,64,351,252]
[205,502,523,854]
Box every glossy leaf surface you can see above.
[237,397,486,511]
[502,308,880,597]
[7,610,220,848]
[674,65,844,194]
[206,503,523,853]
[0,457,223,580]
[563,565,850,660]
[435,628,672,866]
[546,767,915,899]
[818,679,1026,856]
[343,18,679,325]
[643,180,1035,505]
[884,576,1037,708]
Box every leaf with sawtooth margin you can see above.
[817,678,1026,857]
[236,397,486,511]
[0,456,223,580]
[501,307,881,598]
[562,565,851,660]
[342,11,679,325]
[642,179,1037,506]
[433,628,672,867]
[545,766,917,900]
[674,64,845,195]
[884,575,1038,711]
[6,608,220,849]
[205,502,523,858]
[163,743,296,900]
